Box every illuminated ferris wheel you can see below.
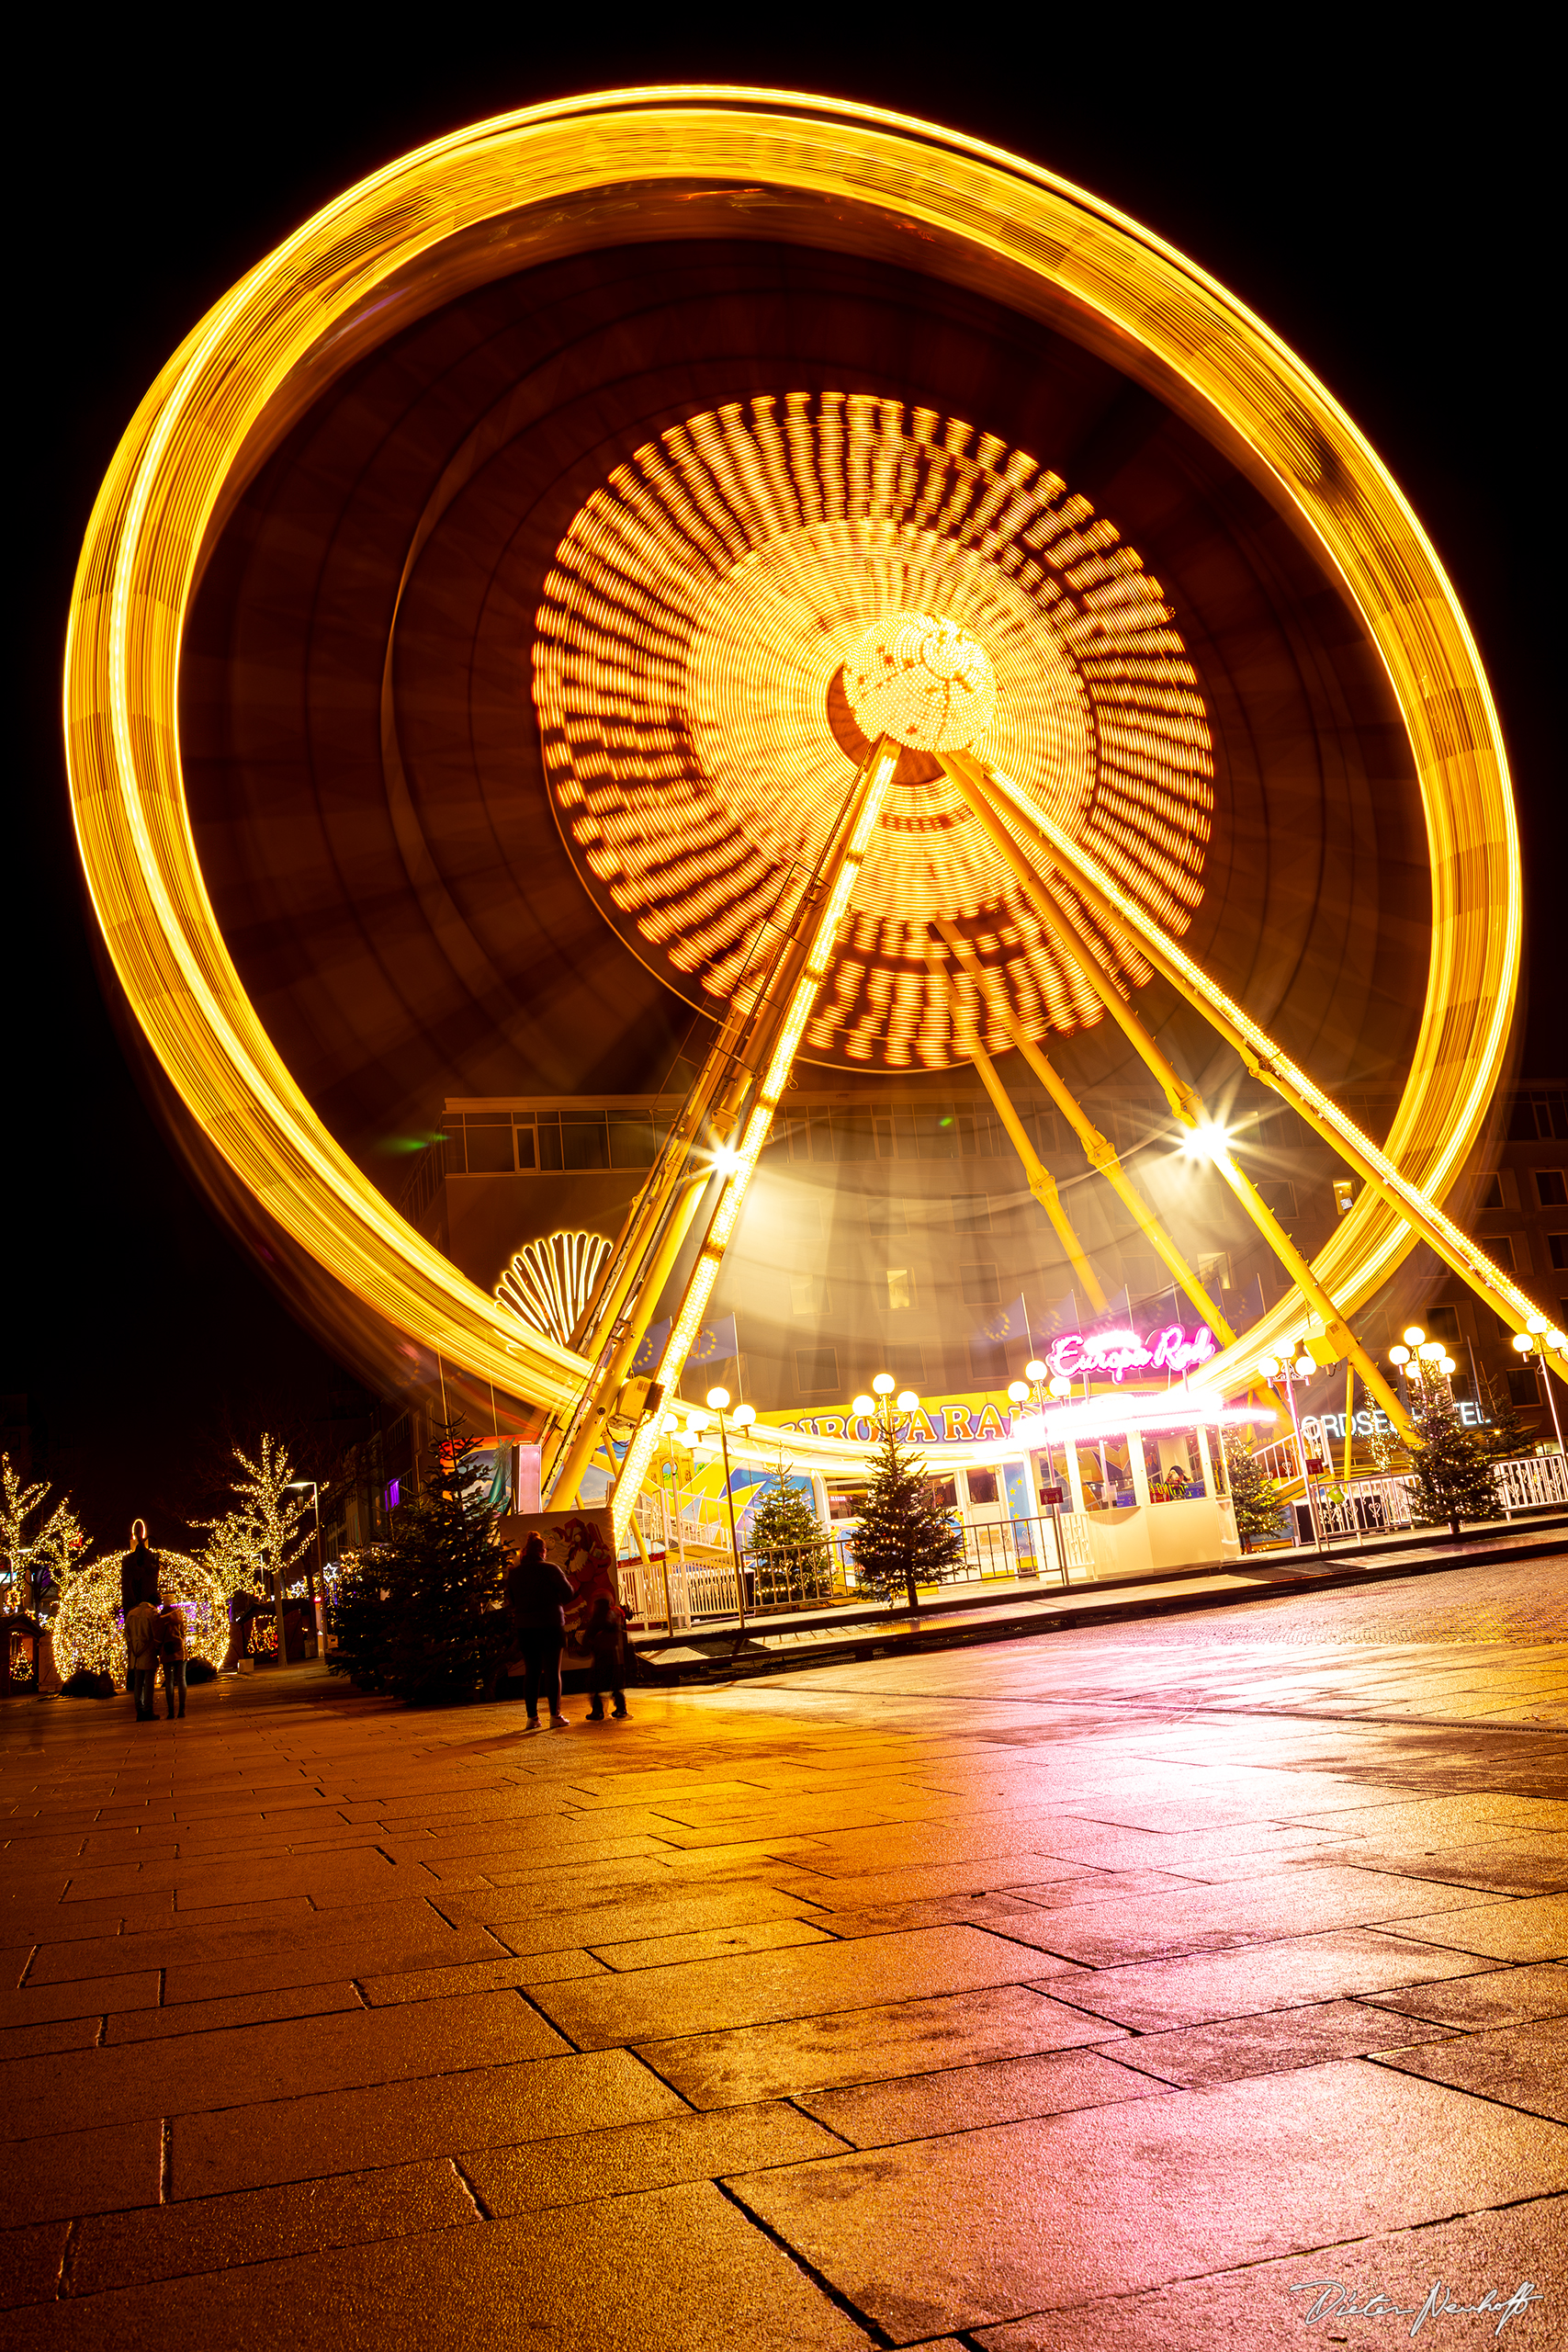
[65,88,1551,1532]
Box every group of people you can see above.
[119,1523,188,1722]
[503,1532,627,1728]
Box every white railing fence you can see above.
[1494,1452,1568,1513]
[1255,1433,1302,1485]
[1290,1452,1564,1543]
[615,1452,1564,1630]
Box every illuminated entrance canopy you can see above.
[1046,1323,1218,1382]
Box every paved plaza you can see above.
[4,1559,1566,2348]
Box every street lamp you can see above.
[1512,1323,1566,1455]
[1258,1351,1323,1547]
[705,1387,747,1629]
[285,1479,326,1648]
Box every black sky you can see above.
[8,23,1560,1544]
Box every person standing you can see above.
[124,1597,163,1723]
[584,1590,629,1722]
[120,1521,158,1692]
[157,1603,187,1719]
[503,1534,573,1728]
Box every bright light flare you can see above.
[1180,1121,1233,1163]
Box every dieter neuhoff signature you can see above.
[1291,2279,1546,2335]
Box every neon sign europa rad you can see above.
[1047,1324,1219,1382]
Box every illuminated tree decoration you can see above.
[54,1553,227,1679]
[196,1433,313,1625]
[534,393,1214,1069]
[0,1454,85,1610]
[497,1231,613,1348]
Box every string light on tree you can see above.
[54,1553,227,1680]
[1,1454,86,1610]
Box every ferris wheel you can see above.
[65,88,1550,1530]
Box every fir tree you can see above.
[377,1423,508,1702]
[1223,1430,1286,1549]
[748,1464,832,1605]
[1406,1386,1502,1532]
[852,1418,964,1611]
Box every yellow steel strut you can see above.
[933,917,1235,1344]
[941,751,1415,1441]
[949,749,1564,1392]
[923,946,1107,1313]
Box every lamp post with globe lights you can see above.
[1010,1367,1071,1583]
[1258,1347,1324,1547]
[705,1387,756,1628]
[1512,1318,1567,1456]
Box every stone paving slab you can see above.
[730,2062,1568,2340]
[2,1549,1563,2341]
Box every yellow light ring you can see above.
[65,87,1519,1413]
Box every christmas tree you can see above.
[852,1417,964,1611]
[1223,1430,1287,1549]
[377,1423,508,1702]
[748,1465,833,1606]
[1406,1385,1502,1532]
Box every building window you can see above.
[953,1195,991,1233]
[885,1269,914,1309]
[463,1118,515,1173]
[1488,1235,1517,1271]
[1535,1170,1568,1207]
[965,1467,999,1506]
[884,1344,925,1385]
[790,1274,825,1317]
[961,1262,1000,1305]
[1550,1236,1568,1270]
[1424,1306,1461,1342]
[795,1348,840,1393]
[1479,1172,1504,1209]
[1506,1367,1540,1409]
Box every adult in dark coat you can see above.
[504,1535,574,1728]
[120,1522,159,1612]
[120,1521,159,1692]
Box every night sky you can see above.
[9,28,1559,1546]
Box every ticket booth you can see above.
[1032,1402,1247,1578]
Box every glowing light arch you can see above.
[64,86,1525,1416]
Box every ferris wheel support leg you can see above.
[546,766,875,1491]
[924,947,1107,1312]
[941,752,1416,1442]
[605,739,903,1542]
[560,799,848,1374]
[933,918,1235,1345]
[944,750,1565,1392]
[547,1170,715,1507]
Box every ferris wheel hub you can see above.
[841,611,996,753]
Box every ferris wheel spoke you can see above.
[949,747,1564,1396]
[932,917,1235,1346]
[922,944,1108,1313]
[941,749,1416,1437]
